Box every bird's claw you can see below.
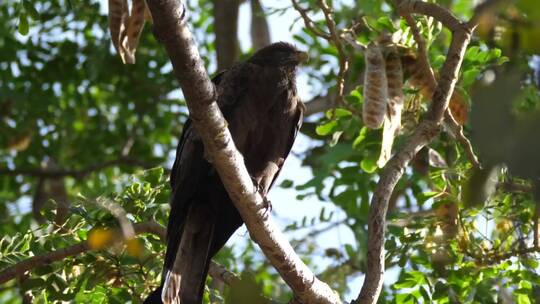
[251,177,272,219]
[262,196,272,219]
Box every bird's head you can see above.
[248,42,308,68]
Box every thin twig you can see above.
[317,0,349,105]
[290,0,331,40]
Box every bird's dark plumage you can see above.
[144,42,306,304]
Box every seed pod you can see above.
[401,52,469,125]
[108,0,130,63]
[125,0,148,62]
[377,45,404,167]
[363,42,388,129]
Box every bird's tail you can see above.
[145,204,215,304]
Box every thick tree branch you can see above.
[0,156,158,179]
[145,1,340,303]
[354,2,473,303]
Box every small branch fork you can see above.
[145,0,340,303]
[352,1,499,303]
[401,7,480,169]
[291,0,349,106]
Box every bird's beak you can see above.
[294,51,309,64]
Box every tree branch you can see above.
[304,95,334,117]
[354,2,473,302]
[0,220,245,295]
[401,12,480,169]
[145,1,340,303]
[291,0,331,40]
[0,156,158,179]
[317,0,349,104]
[292,0,349,106]
[0,221,164,285]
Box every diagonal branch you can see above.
[144,0,341,303]
[354,1,474,303]
[291,0,331,40]
[402,12,480,168]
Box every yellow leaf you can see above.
[88,228,115,250]
[125,238,144,257]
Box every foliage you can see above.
[1,0,540,303]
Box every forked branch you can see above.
[354,1,475,303]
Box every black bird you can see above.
[144,42,307,304]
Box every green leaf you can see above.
[325,108,352,119]
[462,68,480,86]
[516,294,531,304]
[487,48,502,61]
[280,179,293,188]
[465,46,481,61]
[344,244,356,259]
[375,16,397,32]
[432,55,446,69]
[21,278,46,291]
[316,120,338,136]
[360,155,378,173]
[496,56,509,65]
[143,167,164,186]
[23,0,40,20]
[329,131,343,147]
[352,127,368,148]
[346,88,363,105]
[18,13,29,35]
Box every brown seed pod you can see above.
[378,44,404,167]
[108,0,130,63]
[125,0,147,61]
[401,52,469,124]
[363,42,388,129]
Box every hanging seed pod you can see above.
[363,42,388,129]
[401,52,469,124]
[108,0,130,63]
[378,45,404,167]
[125,0,148,63]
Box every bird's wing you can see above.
[268,99,305,190]
[164,71,226,270]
